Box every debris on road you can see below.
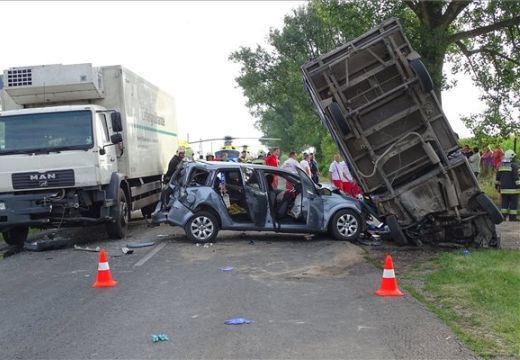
[151,334,169,343]
[249,240,255,245]
[121,247,134,255]
[24,235,71,252]
[156,234,169,237]
[224,318,251,325]
[304,234,314,240]
[74,245,101,252]
[221,266,234,272]
[127,241,155,248]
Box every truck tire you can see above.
[329,209,362,241]
[106,188,130,239]
[474,193,504,225]
[2,226,29,246]
[386,215,409,245]
[409,58,434,93]
[185,211,219,244]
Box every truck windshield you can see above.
[0,110,93,155]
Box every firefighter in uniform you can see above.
[496,149,519,221]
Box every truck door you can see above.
[296,167,323,230]
[95,113,117,183]
[241,167,268,227]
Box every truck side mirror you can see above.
[111,133,123,144]
[111,112,123,132]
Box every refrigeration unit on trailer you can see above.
[0,63,177,245]
[302,18,502,247]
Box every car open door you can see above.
[296,167,323,230]
[241,167,268,227]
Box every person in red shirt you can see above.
[265,147,280,188]
[493,145,504,170]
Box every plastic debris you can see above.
[303,234,314,240]
[74,245,101,252]
[195,243,201,247]
[121,247,134,255]
[224,318,251,325]
[156,234,169,237]
[203,243,210,248]
[221,266,234,272]
[151,334,169,343]
[462,249,471,256]
[127,241,155,249]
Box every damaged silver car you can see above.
[152,161,365,243]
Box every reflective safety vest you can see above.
[496,160,520,195]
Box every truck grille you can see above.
[12,170,75,189]
[7,68,33,87]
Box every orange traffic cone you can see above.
[375,255,403,296]
[92,249,118,288]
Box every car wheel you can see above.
[2,226,29,246]
[330,209,361,241]
[185,211,219,243]
[106,188,130,239]
[386,215,409,245]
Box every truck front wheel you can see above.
[2,226,29,246]
[106,188,130,239]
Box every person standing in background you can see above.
[309,153,320,184]
[329,154,347,190]
[493,144,504,170]
[300,153,312,177]
[282,151,300,173]
[481,146,493,177]
[265,147,280,188]
[468,147,481,178]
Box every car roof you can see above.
[184,160,291,173]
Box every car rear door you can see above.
[296,167,323,230]
[241,167,268,227]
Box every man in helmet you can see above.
[164,146,186,184]
[496,149,519,221]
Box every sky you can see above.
[0,1,482,155]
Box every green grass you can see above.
[404,250,520,358]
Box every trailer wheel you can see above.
[386,215,409,245]
[327,102,351,136]
[409,59,434,93]
[106,188,130,239]
[2,226,29,246]
[473,193,504,225]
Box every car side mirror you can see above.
[111,112,123,132]
[111,133,123,144]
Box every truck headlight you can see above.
[0,202,6,211]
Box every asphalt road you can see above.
[0,217,476,359]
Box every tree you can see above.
[230,0,520,160]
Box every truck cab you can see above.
[0,63,176,245]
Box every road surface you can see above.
[0,217,475,359]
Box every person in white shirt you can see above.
[329,153,347,189]
[300,153,312,177]
[282,151,301,173]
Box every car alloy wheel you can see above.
[190,215,215,241]
[336,213,358,237]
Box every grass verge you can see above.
[401,249,520,359]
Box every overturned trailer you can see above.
[302,18,503,246]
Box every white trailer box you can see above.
[0,63,177,244]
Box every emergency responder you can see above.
[164,146,186,183]
[496,149,519,221]
[160,146,185,210]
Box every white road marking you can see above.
[134,242,167,267]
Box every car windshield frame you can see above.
[0,110,94,155]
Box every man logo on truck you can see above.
[29,173,56,181]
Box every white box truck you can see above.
[0,63,177,245]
